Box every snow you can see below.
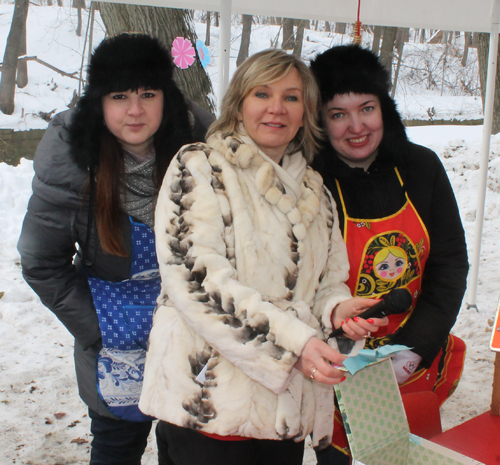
[0,3,497,464]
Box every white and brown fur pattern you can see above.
[139,132,352,447]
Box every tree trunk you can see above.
[477,32,500,134]
[0,0,29,115]
[391,30,405,99]
[372,25,382,54]
[72,0,85,37]
[420,28,426,43]
[214,12,219,28]
[379,26,397,84]
[293,20,305,58]
[236,14,252,67]
[336,22,346,34]
[16,6,28,89]
[205,11,211,46]
[47,0,52,6]
[97,3,215,115]
[325,21,331,32]
[429,30,444,44]
[282,18,294,50]
[57,0,62,6]
[462,32,471,67]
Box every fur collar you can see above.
[207,132,322,241]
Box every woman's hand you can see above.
[294,338,347,385]
[332,297,389,341]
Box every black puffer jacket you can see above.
[18,104,214,416]
[313,142,468,366]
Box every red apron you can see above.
[331,168,465,457]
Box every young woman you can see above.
[17,33,213,464]
[310,44,468,464]
[139,49,388,465]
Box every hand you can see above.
[294,337,347,385]
[332,297,389,340]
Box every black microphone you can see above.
[329,288,413,339]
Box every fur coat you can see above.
[139,131,352,447]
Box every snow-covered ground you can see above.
[0,3,497,464]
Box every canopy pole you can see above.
[467,0,500,310]
[217,0,231,115]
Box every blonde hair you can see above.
[374,246,407,266]
[207,49,322,163]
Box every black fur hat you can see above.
[310,44,390,104]
[310,45,409,161]
[86,33,174,99]
[68,33,191,172]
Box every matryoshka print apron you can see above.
[87,218,161,422]
[330,168,465,457]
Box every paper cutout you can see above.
[196,40,210,69]
[172,37,195,69]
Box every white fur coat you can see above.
[139,132,352,448]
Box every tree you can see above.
[236,15,252,67]
[372,26,382,54]
[16,5,28,89]
[0,0,29,115]
[336,22,346,34]
[97,3,215,114]
[73,0,85,37]
[293,20,305,58]
[379,26,397,84]
[477,32,500,134]
[205,11,211,46]
[462,32,472,67]
[282,18,295,50]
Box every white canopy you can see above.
[102,0,497,32]
[100,0,500,309]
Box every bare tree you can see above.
[0,0,29,115]
[324,21,331,32]
[372,26,382,54]
[293,20,305,58]
[391,28,406,98]
[477,32,500,134]
[379,26,397,84]
[205,11,211,46]
[73,0,85,37]
[97,3,215,114]
[462,32,472,67]
[336,22,346,34]
[237,15,252,67]
[282,18,295,50]
[16,6,28,88]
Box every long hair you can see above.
[69,33,194,257]
[207,49,322,163]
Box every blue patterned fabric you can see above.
[87,219,160,422]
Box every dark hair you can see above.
[69,33,193,256]
[310,45,409,162]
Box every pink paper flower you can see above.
[172,37,195,69]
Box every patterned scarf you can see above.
[120,150,158,229]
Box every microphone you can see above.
[329,288,413,339]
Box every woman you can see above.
[310,44,468,463]
[139,49,388,465]
[17,33,213,464]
